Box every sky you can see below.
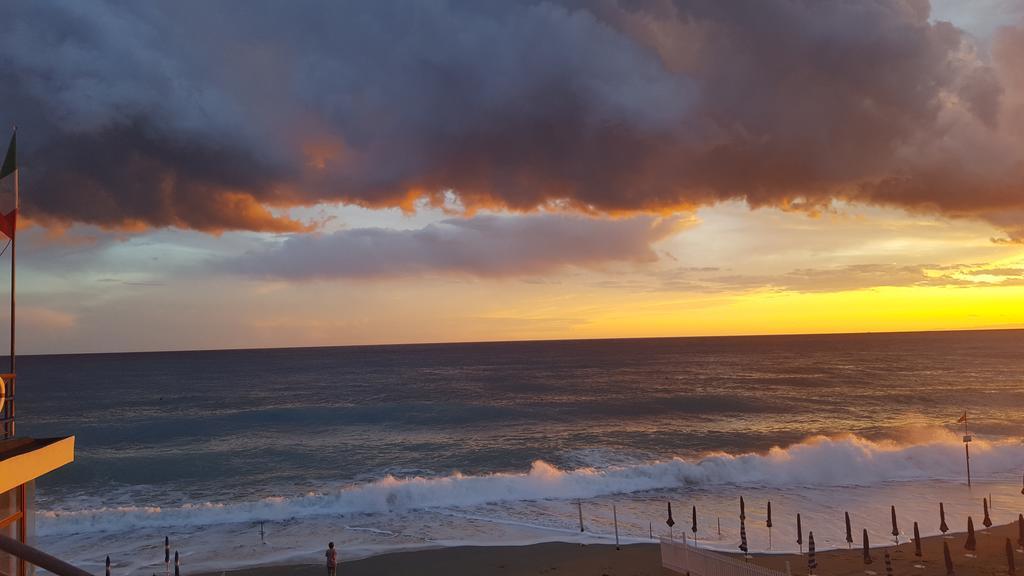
[0,0,1023,354]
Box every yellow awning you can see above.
[0,437,75,493]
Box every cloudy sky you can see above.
[1,0,1023,354]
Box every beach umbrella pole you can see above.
[613,504,620,550]
[1008,537,1017,576]
[960,411,972,488]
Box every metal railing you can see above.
[661,536,791,576]
[0,533,94,576]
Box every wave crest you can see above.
[38,433,1024,536]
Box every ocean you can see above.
[16,330,1024,573]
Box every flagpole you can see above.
[962,409,970,485]
[9,134,15,436]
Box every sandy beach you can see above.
[201,520,1022,576]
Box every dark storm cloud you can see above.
[1,1,1022,235]
[225,214,685,279]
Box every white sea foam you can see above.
[38,433,1024,536]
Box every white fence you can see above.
[660,537,791,576]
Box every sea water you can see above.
[15,330,1024,573]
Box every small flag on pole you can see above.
[0,131,14,180]
[957,411,967,423]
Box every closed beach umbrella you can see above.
[940,502,949,534]
[797,513,803,554]
[1021,472,1024,495]
[863,529,873,564]
[740,496,746,520]
[965,516,977,552]
[174,551,180,576]
[1019,514,1024,548]
[983,497,993,528]
[884,549,893,576]
[164,536,170,575]
[891,505,900,545]
[767,501,773,549]
[106,556,110,576]
[692,505,697,537]
[914,521,922,557]
[845,512,853,548]
[943,541,955,576]
[808,531,817,574]
[740,515,748,554]
[667,502,675,528]
[1008,538,1017,576]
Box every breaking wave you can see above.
[38,433,1024,536]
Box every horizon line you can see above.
[7,325,1023,359]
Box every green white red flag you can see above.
[0,131,16,240]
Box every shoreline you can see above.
[199,521,1022,576]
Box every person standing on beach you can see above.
[326,542,338,576]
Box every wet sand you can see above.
[201,521,1022,576]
